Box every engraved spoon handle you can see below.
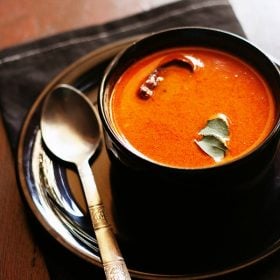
[77,161,131,280]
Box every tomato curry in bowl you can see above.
[110,47,275,168]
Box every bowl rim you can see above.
[98,26,280,172]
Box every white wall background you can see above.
[229,0,280,64]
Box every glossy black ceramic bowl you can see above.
[98,27,280,191]
[98,28,280,267]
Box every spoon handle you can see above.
[77,161,131,280]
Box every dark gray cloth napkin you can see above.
[2,0,280,279]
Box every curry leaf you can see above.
[195,114,229,162]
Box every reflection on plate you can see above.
[17,37,280,279]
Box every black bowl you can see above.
[98,28,280,268]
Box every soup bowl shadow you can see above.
[97,27,280,273]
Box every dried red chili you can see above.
[138,53,198,99]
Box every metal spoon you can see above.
[40,84,131,280]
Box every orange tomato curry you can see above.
[110,47,276,168]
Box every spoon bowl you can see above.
[40,84,131,280]
[40,84,101,164]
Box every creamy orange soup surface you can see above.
[110,47,276,168]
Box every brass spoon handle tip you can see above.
[104,260,131,280]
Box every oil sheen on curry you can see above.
[110,47,276,168]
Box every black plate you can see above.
[17,36,280,279]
